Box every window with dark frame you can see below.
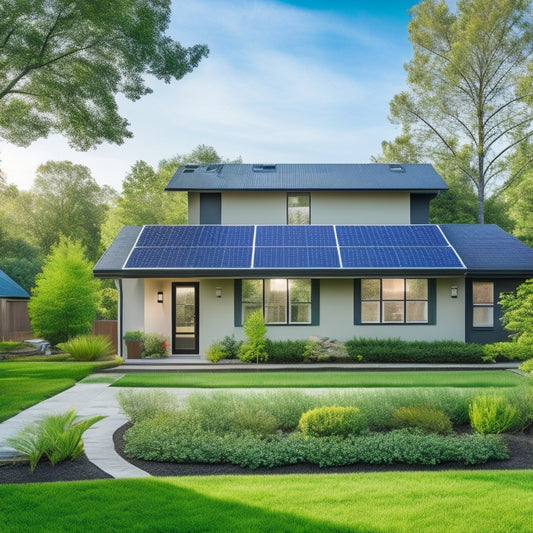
[287,193,310,224]
[241,279,312,325]
[472,281,494,327]
[360,279,429,324]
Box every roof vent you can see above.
[183,164,199,174]
[389,164,405,173]
[253,164,277,172]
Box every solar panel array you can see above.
[123,225,465,270]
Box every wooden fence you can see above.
[0,299,32,342]
[92,320,118,354]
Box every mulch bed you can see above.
[1,425,531,484]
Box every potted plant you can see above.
[124,331,145,359]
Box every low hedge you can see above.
[264,339,308,363]
[124,421,508,469]
[345,338,485,363]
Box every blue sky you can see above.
[1,0,419,191]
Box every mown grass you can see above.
[0,360,121,422]
[112,370,524,389]
[0,471,530,532]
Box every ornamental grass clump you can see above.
[392,406,453,435]
[298,406,368,438]
[6,409,105,472]
[57,334,114,361]
[116,389,179,424]
[469,394,521,434]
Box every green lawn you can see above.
[0,471,530,532]
[0,360,120,422]
[112,370,524,389]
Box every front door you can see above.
[172,283,199,354]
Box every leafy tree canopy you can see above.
[0,0,208,149]
[28,237,101,345]
[499,279,533,345]
[385,0,533,223]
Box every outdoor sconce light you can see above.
[451,286,458,299]
[157,291,164,303]
[215,287,222,299]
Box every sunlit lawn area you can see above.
[112,370,524,389]
[0,360,120,422]
[0,470,531,532]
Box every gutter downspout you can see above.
[115,279,123,358]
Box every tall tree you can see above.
[31,161,111,261]
[28,238,101,345]
[386,0,533,223]
[0,0,208,149]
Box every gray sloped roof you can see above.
[165,163,448,192]
[0,270,30,299]
[95,223,533,279]
[440,224,533,276]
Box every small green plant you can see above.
[142,333,168,358]
[6,409,105,472]
[124,331,145,342]
[206,341,226,363]
[392,406,453,435]
[519,358,533,374]
[0,341,24,353]
[469,394,520,434]
[116,389,179,423]
[57,334,114,361]
[238,310,268,363]
[483,342,531,362]
[298,406,367,438]
[219,335,243,359]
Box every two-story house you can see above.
[94,163,533,358]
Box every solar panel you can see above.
[255,225,336,246]
[336,225,448,247]
[125,246,253,269]
[136,225,254,247]
[254,247,339,268]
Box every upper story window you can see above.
[472,281,494,327]
[359,279,431,324]
[287,193,310,224]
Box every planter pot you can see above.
[125,340,144,359]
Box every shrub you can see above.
[116,389,179,423]
[483,342,531,362]
[469,395,521,434]
[302,338,351,363]
[499,278,533,345]
[124,331,145,342]
[298,406,367,438]
[124,421,508,469]
[142,333,168,358]
[264,339,308,363]
[392,406,453,435]
[238,311,268,363]
[57,334,114,361]
[6,409,105,472]
[205,341,226,363]
[344,337,485,363]
[219,335,243,359]
[519,358,533,374]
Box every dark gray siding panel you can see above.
[465,278,526,343]
[410,194,435,224]
[200,193,221,224]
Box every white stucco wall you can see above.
[187,191,412,225]
[122,277,466,358]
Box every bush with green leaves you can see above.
[57,334,114,361]
[519,358,533,374]
[6,409,104,472]
[238,310,268,363]
[469,395,521,434]
[499,278,533,345]
[219,335,243,359]
[28,237,101,345]
[344,338,485,363]
[205,341,226,363]
[142,333,168,358]
[298,406,367,438]
[116,389,179,424]
[483,342,531,362]
[124,421,508,469]
[264,339,308,363]
[392,406,452,435]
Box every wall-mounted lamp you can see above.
[157,291,164,303]
[215,287,222,299]
[450,286,458,299]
